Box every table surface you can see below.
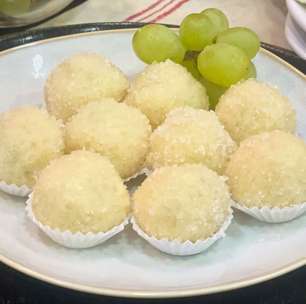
[0,1,305,303]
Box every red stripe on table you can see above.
[137,0,176,22]
[147,0,190,23]
[124,0,168,21]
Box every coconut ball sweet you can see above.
[225,130,306,208]
[216,79,296,142]
[31,150,130,233]
[124,60,209,128]
[65,100,152,179]
[0,106,64,187]
[133,164,232,242]
[45,53,129,122]
[146,107,236,174]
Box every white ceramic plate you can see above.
[285,14,306,60]
[0,26,306,298]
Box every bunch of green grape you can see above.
[132,8,259,109]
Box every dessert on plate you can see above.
[216,79,296,142]
[146,107,236,174]
[0,106,64,193]
[27,150,130,248]
[132,164,233,255]
[225,130,306,222]
[45,53,129,122]
[124,60,209,128]
[65,100,152,179]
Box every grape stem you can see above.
[184,51,200,60]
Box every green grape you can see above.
[201,77,227,110]
[132,24,185,64]
[181,54,226,109]
[197,43,249,87]
[201,8,229,35]
[216,27,260,59]
[179,13,217,51]
[181,55,202,80]
[243,61,257,80]
[0,0,31,16]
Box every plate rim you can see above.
[0,23,305,298]
[0,22,305,79]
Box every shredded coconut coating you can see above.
[0,106,64,187]
[124,60,209,128]
[32,150,130,233]
[133,164,232,242]
[225,130,306,208]
[216,79,296,142]
[146,107,237,174]
[45,53,129,122]
[65,100,152,179]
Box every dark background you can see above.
[0,1,305,303]
[0,262,306,304]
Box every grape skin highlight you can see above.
[180,13,217,51]
[133,24,185,64]
[201,8,229,35]
[216,27,260,59]
[197,43,249,87]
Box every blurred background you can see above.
[0,0,305,58]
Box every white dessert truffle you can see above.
[216,79,296,142]
[0,106,64,187]
[124,60,209,128]
[31,150,130,233]
[146,107,236,174]
[45,53,129,121]
[133,164,232,242]
[65,100,152,179]
[225,130,306,208]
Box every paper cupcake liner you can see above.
[130,210,233,256]
[0,181,31,197]
[124,167,152,183]
[234,202,306,223]
[25,194,129,249]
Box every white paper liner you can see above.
[25,194,129,249]
[0,181,31,197]
[131,210,233,256]
[234,202,306,223]
[124,167,152,183]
